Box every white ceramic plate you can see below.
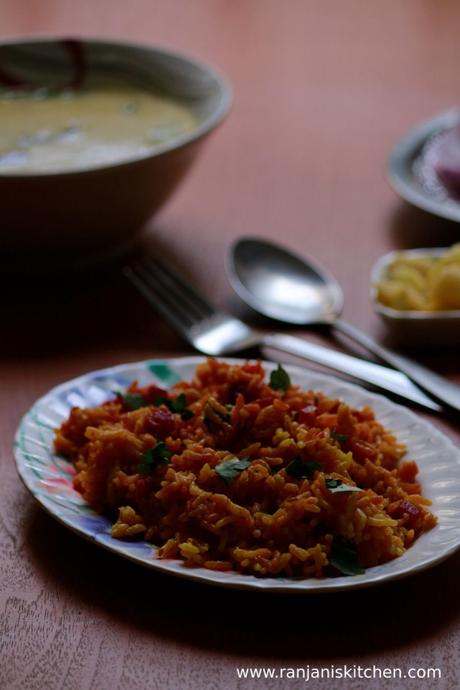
[14,356,460,593]
[387,109,460,222]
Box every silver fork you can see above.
[123,255,441,412]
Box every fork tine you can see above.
[132,259,212,326]
[123,264,193,340]
[134,262,198,326]
[124,252,220,338]
[142,256,215,320]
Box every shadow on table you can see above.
[0,225,239,359]
[0,235,189,358]
[25,502,460,662]
[388,202,460,250]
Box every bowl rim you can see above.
[386,108,460,223]
[370,247,460,321]
[0,34,233,179]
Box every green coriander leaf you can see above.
[154,395,170,406]
[139,448,155,474]
[269,364,291,392]
[285,457,322,479]
[138,441,171,474]
[329,536,364,575]
[154,441,172,462]
[215,456,251,485]
[325,478,363,493]
[330,429,348,444]
[123,393,147,410]
[171,393,187,412]
[180,409,194,421]
[155,393,192,418]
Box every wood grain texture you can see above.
[1,1,460,688]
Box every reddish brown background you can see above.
[1,2,460,688]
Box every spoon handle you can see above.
[262,333,441,411]
[334,319,460,412]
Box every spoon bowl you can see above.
[228,237,343,325]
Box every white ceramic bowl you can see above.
[370,247,460,346]
[0,37,232,268]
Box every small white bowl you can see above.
[370,248,460,346]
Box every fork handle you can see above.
[262,333,442,412]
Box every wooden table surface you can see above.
[1,2,460,688]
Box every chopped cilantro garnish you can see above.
[138,441,171,474]
[329,536,364,575]
[325,478,363,494]
[170,393,187,411]
[215,456,251,485]
[122,393,147,410]
[285,457,322,479]
[330,429,348,444]
[155,392,193,420]
[180,409,194,421]
[269,364,291,391]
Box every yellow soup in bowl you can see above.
[0,85,198,174]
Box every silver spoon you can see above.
[227,237,460,413]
